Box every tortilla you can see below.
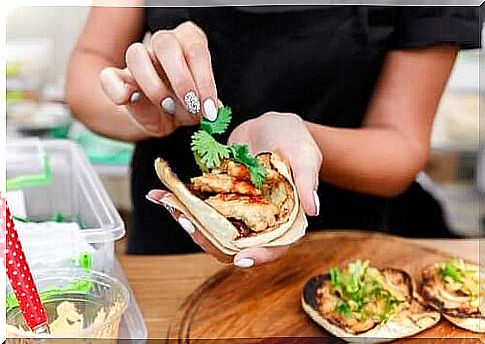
[443,315,485,333]
[153,152,307,254]
[420,261,485,333]
[302,268,441,343]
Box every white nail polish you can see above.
[161,97,176,114]
[234,258,255,268]
[203,98,218,121]
[313,190,320,216]
[130,92,141,103]
[178,217,196,235]
[184,91,201,114]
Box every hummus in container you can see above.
[6,268,129,342]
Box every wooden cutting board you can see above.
[167,232,483,343]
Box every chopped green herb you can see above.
[337,299,352,318]
[191,130,230,170]
[190,106,268,188]
[328,260,401,323]
[330,267,341,287]
[440,258,465,283]
[200,106,232,135]
[229,144,267,188]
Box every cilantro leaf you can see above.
[192,150,209,173]
[229,144,268,188]
[200,106,232,135]
[249,164,267,189]
[190,105,268,187]
[191,130,230,169]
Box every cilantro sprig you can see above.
[229,144,267,188]
[190,106,267,188]
[191,131,230,170]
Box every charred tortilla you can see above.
[154,152,307,254]
[302,260,440,343]
[420,259,485,333]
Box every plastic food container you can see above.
[6,268,129,341]
[6,139,125,273]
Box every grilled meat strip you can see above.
[187,158,293,237]
[205,193,280,233]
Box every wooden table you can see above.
[117,231,481,339]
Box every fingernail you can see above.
[313,190,320,216]
[130,92,141,103]
[203,98,218,121]
[234,258,255,268]
[161,97,176,114]
[178,216,196,235]
[184,91,201,114]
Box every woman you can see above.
[66,2,480,267]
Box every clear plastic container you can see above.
[6,139,147,340]
[6,139,125,273]
[6,268,129,341]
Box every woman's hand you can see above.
[227,112,322,266]
[99,21,218,138]
[229,112,322,216]
[147,112,322,268]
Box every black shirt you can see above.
[128,6,481,254]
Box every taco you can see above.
[152,106,307,255]
[154,151,307,255]
[302,260,440,343]
[420,258,485,333]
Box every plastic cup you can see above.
[6,268,130,342]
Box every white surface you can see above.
[438,183,483,237]
[431,92,479,153]
[6,190,26,218]
[447,52,480,93]
[6,6,89,85]
[14,221,96,274]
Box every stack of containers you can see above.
[6,138,147,339]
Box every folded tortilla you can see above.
[154,152,307,255]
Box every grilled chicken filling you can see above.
[316,261,412,335]
[188,156,294,238]
[421,259,485,317]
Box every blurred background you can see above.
[6,6,484,238]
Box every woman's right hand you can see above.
[99,21,219,138]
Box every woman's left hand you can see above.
[227,111,322,267]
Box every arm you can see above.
[307,44,458,197]
[65,2,147,141]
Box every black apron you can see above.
[128,5,480,254]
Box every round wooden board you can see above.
[167,232,484,343]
